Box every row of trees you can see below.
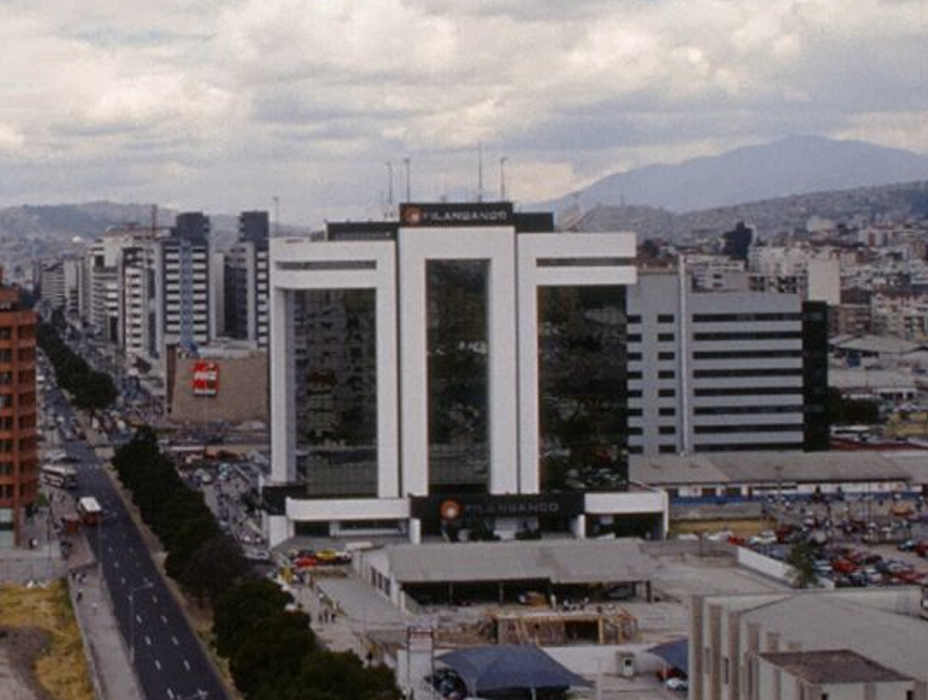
[113,430,400,700]
[36,321,117,411]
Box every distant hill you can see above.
[544,135,928,215]
[576,180,928,240]
[0,202,307,249]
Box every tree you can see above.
[180,533,250,605]
[213,578,294,658]
[786,542,818,589]
[229,611,315,696]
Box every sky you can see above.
[1,0,927,227]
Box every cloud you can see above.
[0,0,925,222]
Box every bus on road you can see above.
[77,496,102,526]
[40,463,78,489]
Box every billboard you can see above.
[192,360,219,397]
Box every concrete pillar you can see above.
[409,518,422,544]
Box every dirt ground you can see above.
[0,582,93,700]
[0,627,54,700]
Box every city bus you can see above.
[40,463,78,489]
[77,496,102,526]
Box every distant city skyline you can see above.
[1,0,927,227]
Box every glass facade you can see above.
[538,285,628,492]
[292,289,378,497]
[427,260,490,493]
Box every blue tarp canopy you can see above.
[438,644,590,693]
[648,638,688,675]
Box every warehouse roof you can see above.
[386,539,657,585]
[630,451,913,486]
[759,649,910,685]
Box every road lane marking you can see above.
[171,636,179,646]
[136,614,142,624]
[145,635,151,646]
[161,614,168,624]
[183,659,191,671]
[155,659,162,670]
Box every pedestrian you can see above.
[76,591,82,602]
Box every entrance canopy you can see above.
[438,644,590,693]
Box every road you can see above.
[53,396,231,700]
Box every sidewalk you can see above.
[66,529,145,700]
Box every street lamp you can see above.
[128,581,154,664]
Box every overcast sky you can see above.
[2,0,927,226]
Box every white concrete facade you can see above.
[266,216,656,544]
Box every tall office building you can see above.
[626,269,829,456]
[265,203,667,546]
[0,267,37,546]
[154,212,212,357]
[223,211,270,347]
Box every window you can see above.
[659,426,675,435]
[657,333,675,342]
[659,444,677,454]
[658,389,675,397]
[658,370,675,379]
[627,333,642,343]
[658,407,675,416]
[658,351,675,360]
[627,371,642,380]
[657,314,675,323]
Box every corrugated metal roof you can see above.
[386,539,657,585]
[630,451,912,486]
[742,593,928,681]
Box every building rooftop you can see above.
[759,649,911,685]
[386,538,657,585]
[733,590,927,681]
[630,451,912,486]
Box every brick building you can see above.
[0,266,38,546]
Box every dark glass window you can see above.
[291,289,378,497]
[427,260,489,493]
[538,285,627,492]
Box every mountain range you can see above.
[2,136,928,248]
[543,135,928,215]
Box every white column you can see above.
[269,285,292,482]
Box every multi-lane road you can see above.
[53,393,231,700]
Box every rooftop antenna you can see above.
[402,157,411,202]
[273,196,280,237]
[499,156,508,201]
[477,142,484,202]
[385,161,394,206]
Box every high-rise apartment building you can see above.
[0,267,37,546]
[155,212,212,356]
[223,211,269,347]
[626,270,829,456]
[264,203,667,546]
